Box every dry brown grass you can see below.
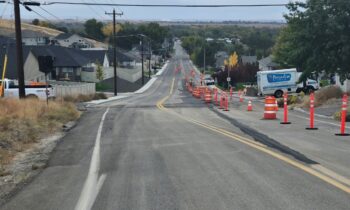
[0,99,80,169]
[301,86,343,108]
[62,93,108,103]
[0,20,62,37]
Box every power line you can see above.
[30,7,51,22]
[39,6,61,20]
[81,0,105,19]
[43,2,290,7]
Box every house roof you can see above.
[0,43,31,79]
[107,48,138,63]
[29,46,91,67]
[258,55,278,67]
[79,50,107,65]
[0,36,15,46]
[241,56,257,65]
[215,51,229,58]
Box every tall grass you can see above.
[0,99,80,167]
[302,86,343,107]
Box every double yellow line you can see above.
[157,77,350,194]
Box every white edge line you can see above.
[75,108,109,210]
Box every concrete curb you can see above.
[86,61,169,106]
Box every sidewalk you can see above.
[87,61,169,106]
[210,97,350,187]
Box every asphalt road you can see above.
[1,43,350,210]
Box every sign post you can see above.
[38,56,53,105]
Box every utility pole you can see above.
[106,9,123,96]
[141,36,144,85]
[14,0,25,98]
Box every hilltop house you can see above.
[54,33,93,49]
[11,30,51,46]
[258,55,279,71]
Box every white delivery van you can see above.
[257,69,318,98]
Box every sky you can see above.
[0,0,299,21]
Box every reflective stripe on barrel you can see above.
[264,96,277,119]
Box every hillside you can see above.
[0,19,63,37]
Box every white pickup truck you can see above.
[0,79,55,99]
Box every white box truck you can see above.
[257,69,319,98]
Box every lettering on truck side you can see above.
[267,73,292,83]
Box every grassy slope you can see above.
[0,19,63,37]
[0,99,80,172]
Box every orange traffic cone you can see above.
[247,100,253,111]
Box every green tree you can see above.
[95,61,104,81]
[84,19,105,41]
[273,0,350,82]
[32,19,39,26]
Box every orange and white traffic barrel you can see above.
[264,96,277,120]
[204,90,212,103]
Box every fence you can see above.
[52,82,96,97]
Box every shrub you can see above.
[333,108,350,122]
[277,95,301,107]
[314,86,343,107]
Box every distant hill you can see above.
[0,19,63,37]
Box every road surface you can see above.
[1,43,350,210]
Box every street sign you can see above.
[227,77,231,82]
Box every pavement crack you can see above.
[210,107,319,165]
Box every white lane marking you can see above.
[292,114,349,129]
[75,108,110,210]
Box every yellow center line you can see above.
[156,76,350,195]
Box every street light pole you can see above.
[13,0,25,98]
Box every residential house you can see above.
[79,49,110,82]
[54,33,93,49]
[258,55,279,71]
[214,51,229,68]
[240,55,258,65]
[108,49,140,69]
[12,30,51,46]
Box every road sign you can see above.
[227,77,231,82]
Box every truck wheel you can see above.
[274,90,283,98]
